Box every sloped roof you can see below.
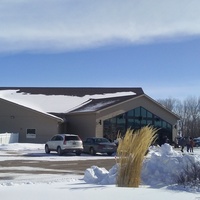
[0,87,144,96]
[0,87,143,114]
[0,97,63,122]
[68,95,138,113]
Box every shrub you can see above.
[116,126,157,187]
[175,159,200,188]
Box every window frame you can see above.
[26,128,36,139]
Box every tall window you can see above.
[103,106,172,145]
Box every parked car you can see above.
[193,138,200,147]
[83,137,117,156]
[45,134,83,156]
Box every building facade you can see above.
[0,87,179,144]
[65,94,179,145]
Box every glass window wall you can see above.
[103,106,172,145]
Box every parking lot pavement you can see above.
[0,157,116,175]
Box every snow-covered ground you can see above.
[0,143,200,200]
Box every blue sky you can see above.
[0,1,200,100]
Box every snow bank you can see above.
[0,143,44,151]
[84,165,118,185]
[84,144,200,187]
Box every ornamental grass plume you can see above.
[116,125,157,187]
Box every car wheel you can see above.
[45,145,50,154]
[75,151,81,156]
[57,146,63,156]
[90,147,96,155]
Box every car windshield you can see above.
[65,136,80,141]
[95,138,110,143]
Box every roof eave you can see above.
[142,94,180,120]
[0,98,64,123]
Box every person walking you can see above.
[179,137,186,153]
[189,137,195,153]
[186,137,191,152]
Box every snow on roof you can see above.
[0,90,136,114]
[71,100,116,113]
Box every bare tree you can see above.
[182,96,200,137]
[157,98,182,115]
[157,98,177,112]
[157,96,200,138]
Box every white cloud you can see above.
[0,0,200,53]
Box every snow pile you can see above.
[142,144,183,186]
[84,165,118,185]
[84,144,200,187]
[0,143,44,151]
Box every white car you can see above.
[45,134,83,156]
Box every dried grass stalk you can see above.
[116,125,157,187]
